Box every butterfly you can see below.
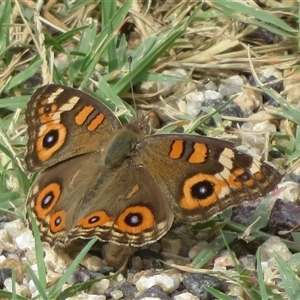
[25,84,281,246]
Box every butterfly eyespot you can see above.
[191,180,214,199]
[36,123,67,161]
[125,212,143,227]
[116,206,155,233]
[36,183,61,218]
[237,170,251,182]
[77,211,111,229]
[43,129,59,148]
[181,174,229,209]
[49,210,66,233]
[43,103,58,114]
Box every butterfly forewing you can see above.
[25,85,122,172]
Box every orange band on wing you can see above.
[188,143,208,163]
[75,106,94,125]
[169,140,184,159]
[87,113,105,131]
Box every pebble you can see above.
[183,274,222,300]
[80,253,106,272]
[135,285,171,300]
[214,250,236,269]
[277,181,300,203]
[234,88,262,111]
[135,273,180,293]
[66,295,106,300]
[110,289,123,299]
[160,251,191,265]
[173,292,199,300]
[218,75,244,98]
[188,241,208,260]
[185,91,204,116]
[157,69,188,97]
[89,278,110,294]
[119,281,137,298]
[260,236,292,268]
[15,230,35,250]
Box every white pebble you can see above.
[174,292,199,300]
[136,273,180,293]
[110,290,123,299]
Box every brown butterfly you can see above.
[25,84,281,246]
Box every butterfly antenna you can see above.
[128,56,138,119]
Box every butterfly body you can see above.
[25,85,282,246]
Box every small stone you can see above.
[131,256,143,271]
[160,251,191,265]
[261,67,282,82]
[189,241,209,260]
[140,81,158,94]
[204,80,218,91]
[66,295,106,300]
[214,251,236,269]
[15,230,35,250]
[157,69,188,97]
[239,255,256,271]
[241,121,276,150]
[110,289,123,299]
[135,273,180,293]
[234,88,262,111]
[277,181,299,203]
[183,274,222,300]
[131,249,161,271]
[90,278,110,294]
[4,219,24,240]
[4,277,31,298]
[227,283,245,298]
[0,268,12,288]
[185,91,204,116]
[67,268,93,285]
[0,228,12,249]
[260,236,292,268]
[203,90,222,101]
[174,292,199,300]
[135,285,171,300]
[119,281,137,299]
[218,75,244,97]
[80,254,106,272]
[0,257,25,283]
[43,245,72,273]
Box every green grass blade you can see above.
[25,262,48,300]
[27,209,47,289]
[204,286,233,300]
[275,253,300,299]
[4,58,41,91]
[256,247,268,299]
